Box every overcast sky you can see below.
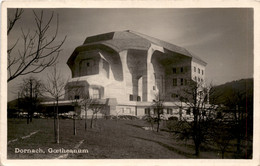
[7,8,254,101]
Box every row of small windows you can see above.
[144,108,173,115]
[144,108,194,116]
[129,94,141,101]
[173,78,188,86]
[194,76,203,82]
[120,108,134,114]
[172,67,188,74]
[194,67,204,75]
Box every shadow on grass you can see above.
[131,136,195,158]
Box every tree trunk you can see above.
[195,143,200,157]
[53,106,57,143]
[221,150,225,159]
[95,112,98,127]
[90,113,94,128]
[237,136,241,153]
[73,114,76,135]
[85,108,87,131]
[56,99,59,144]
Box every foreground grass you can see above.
[7,118,238,159]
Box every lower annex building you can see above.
[61,30,207,118]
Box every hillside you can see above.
[210,78,253,108]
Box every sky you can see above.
[7,8,254,101]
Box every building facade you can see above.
[65,30,207,118]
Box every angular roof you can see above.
[69,30,207,65]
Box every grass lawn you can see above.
[7,118,240,159]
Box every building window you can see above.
[74,95,80,99]
[194,76,197,81]
[194,67,196,72]
[198,68,200,74]
[180,78,184,85]
[173,68,177,74]
[201,79,203,82]
[198,77,200,82]
[202,70,204,75]
[153,86,156,90]
[92,88,100,99]
[167,108,173,115]
[180,67,184,73]
[129,94,133,101]
[145,108,150,115]
[173,78,177,86]
[137,96,141,101]
[126,108,131,114]
[171,93,178,98]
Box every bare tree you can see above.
[7,8,23,35]
[210,121,233,159]
[43,66,68,144]
[67,83,81,135]
[18,76,43,124]
[7,9,66,82]
[80,95,92,131]
[173,81,218,157]
[152,98,165,132]
[89,100,104,129]
[67,80,92,134]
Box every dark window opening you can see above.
[74,95,80,99]
[180,67,183,73]
[137,96,141,101]
[129,94,133,101]
[180,78,184,85]
[173,68,177,74]
[145,108,150,115]
[167,108,173,115]
[173,78,177,86]
[171,94,178,98]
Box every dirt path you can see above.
[8,130,40,144]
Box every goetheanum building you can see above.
[65,30,207,118]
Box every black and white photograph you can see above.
[1,1,259,165]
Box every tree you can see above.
[67,80,93,134]
[152,94,165,132]
[89,100,105,129]
[223,89,252,157]
[210,121,233,159]
[43,66,68,143]
[80,95,92,131]
[7,9,66,82]
[210,79,253,158]
[173,81,218,157]
[18,76,43,124]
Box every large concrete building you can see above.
[64,30,207,118]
